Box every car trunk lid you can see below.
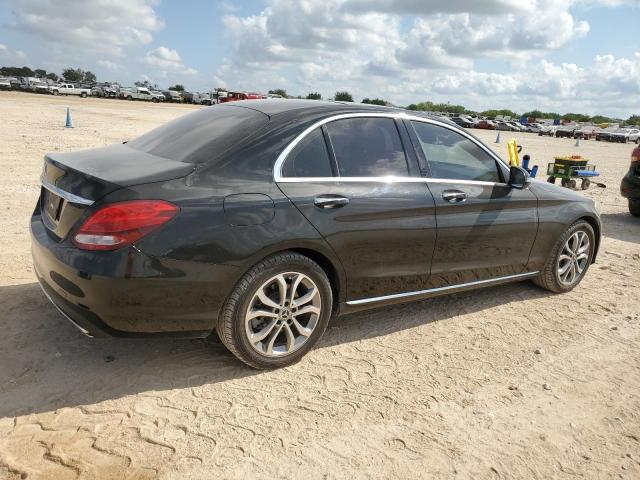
[40,144,195,240]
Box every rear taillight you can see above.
[72,200,178,251]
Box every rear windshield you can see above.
[127,104,269,164]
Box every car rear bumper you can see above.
[31,210,233,338]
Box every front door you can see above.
[406,119,538,288]
[276,116,437,301]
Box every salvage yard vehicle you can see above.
[120,87,157,102]
[57,83,91,97]
[573,125,601,140]
[31,100,602,369]
[0,77,11,89]
[555,126,576,138]
[163,90,183,103]
[451,116,474,128]
[539,125,559,137]
[595,127,616,141]
[475,119,496,130]
[524,123,543,133]
[610,128,640,144]
[621,145,640,217]
[91,83,119,98]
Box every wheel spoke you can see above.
[292,318,313,337]
[558,260,572,276]
[250,319,278,343]
[283,323,296,352]
[275,274,288,306]
[292,287,318,308]
[293,305,321,317]
[266,324,284,355]
[257,287,280,309]
[246,309,278,321]
[289,274,303,303]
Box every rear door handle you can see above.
[314,195,350,209]
[442,190,467,203]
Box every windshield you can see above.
[127,104,269,164]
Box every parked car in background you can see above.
[506,121,525,132]
[91,83,119,98]
[0,78,11,89]
[451,116,474,128]
[555,126,576,138]
[621,145,640,217]
[610,128,640,143]
[595,127,616,141]
[31,100,602,369]
[162,90,183,103]
[150,91,166,103]
[120,87,154,101]
[573,126,601,140]
[475,120,496,130]
[496,121,517,131]
[221,91,250,102]
[57,84,91,97]
[192,91,220,105]
[524,123,543,133]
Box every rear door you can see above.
[276,115,437,302]
[406,119,538,288]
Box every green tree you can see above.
[46,72,59,82]
[268,88,287,97]
[362,98,386,106]
[169,84,185,91]
[62,68,85,83]
[0,66,35,77]
[306,92,322,100]
[83,71,96,83]
[334,91,353,102]
[625,114,640,126]
[480,109,519,119]
[34,69,47,78]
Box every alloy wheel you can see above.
[245,272,321,357]
[557,230,590,286]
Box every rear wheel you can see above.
[629,199,640,217]
[80,92,87,98]
[581,179,590,190]
[533,220,595,293]
[216,252,333,369]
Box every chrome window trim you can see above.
[273,111,511,183]
[41,175,95,206]
[346,271,539,306]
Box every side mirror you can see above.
[508,166,530,189]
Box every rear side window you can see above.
[127,105,268,164]
[282,128,333,177]
[411,121,501,183]
[325,118,409,177]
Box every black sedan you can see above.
[32,101,602,368]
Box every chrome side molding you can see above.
[346,271,539,306]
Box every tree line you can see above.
[1,66,637,124]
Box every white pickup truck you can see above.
[57,84,91,97]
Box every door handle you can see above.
[314,195,350,209]
[442,190,467,203]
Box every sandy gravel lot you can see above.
[0,91,638,480]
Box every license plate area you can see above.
[42,188,64,225]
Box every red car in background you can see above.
[475,120,496,130]
[220,91,267,103]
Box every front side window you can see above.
[411,121,501,183]
[325,118,409,177]
[282,128,333,178]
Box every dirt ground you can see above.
[0,91,638,480]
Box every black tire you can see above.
[581,179,590,190]
[547,176,556,184]
[216,252,333,369]
[152,97,158,103]
[568,179,577,189]
[80,92,87,98]
[127,95,133,101]
[629,199,640,218]
[561,178,568,187]
[533,220,595,293]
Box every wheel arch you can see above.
[577,214,601,263]
[288,247,343,311]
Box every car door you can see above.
[276,115,437,302]
[405,119,538,288]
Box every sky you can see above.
[0,0,639,118]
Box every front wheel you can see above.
[533,220,595,293]
[216,252,333,369]
[629,199,640,217]
[80,92,87,98]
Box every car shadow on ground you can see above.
[0,280,552,419]
[600,212,640,244]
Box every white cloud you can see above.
[97,59,120,71]
[8,0,164,56]
[144,46,197,75]
[216,0,638,116]
[0,43,27,62]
